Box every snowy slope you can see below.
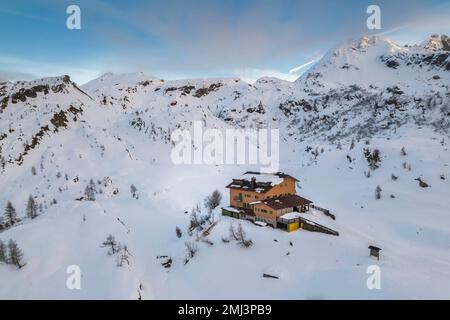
[297,35,450,91]
[0,35,450,299]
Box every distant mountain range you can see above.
[1,35,449,169]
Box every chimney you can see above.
[251,177,256,189]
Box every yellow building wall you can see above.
[252,203,278,221]
[265,177,296,198]
[229,188,265,208]
[229,177,297,208]
[287,222,299,232]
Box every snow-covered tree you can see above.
[0,156,5,172]
[189,209,201,231]
[229,223,239,241]
[204,189,222,214]
[236,224,253,248]
[102,234,118,255]
[0,240,7,263]
[116,245,130,267]
[4,201,18,227]
[364,148,381,170]
[26,195,38,219]
[350,139,355,150]
[375,185,382,200]
[402,162,412,171]
[229,223,253,247]
[401,146,407,156]
[84,179,96,201]
[8,239,24,268]
[130,184,138,199]
[185,242,198,261]
[175,226,182,238]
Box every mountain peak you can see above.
[6,75,76,90]
[349,36,404,52]
[82,72,161,92]
[295,34,449,90]
[420,34,450,51]
[95,71,158,82]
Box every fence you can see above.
[277,216,339,237]
[311,204,336,220]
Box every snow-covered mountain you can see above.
[298,35,450,90]
[0,35,449,299]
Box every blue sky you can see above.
[0,0,449,84]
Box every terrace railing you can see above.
[311,204,336,220]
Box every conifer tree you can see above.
[0,240,7,263]
[375,185,382,199]
[4,202,17,227]
[8,239,24,268]
[26,195,38,219]
[84,179,96,201]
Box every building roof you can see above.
[257,194,312,210]
[222,206,241,214]
[226,179,273,193]
[368,245,381,251]
[226,171,299,193]
[243,171,299,182]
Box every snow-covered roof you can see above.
[223,206,241,213]
[254,221,267,227]
[259,194,312,210]
[227,172,300,192]
[279,212,301,220]
[240,173,283,186]
[279,210,338,231]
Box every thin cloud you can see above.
[234,68,299,84]
[0,70,35,82]
[374,25,409,37]
[1,0,448,83]
[289,57,322,74]
[0,55,100,84]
